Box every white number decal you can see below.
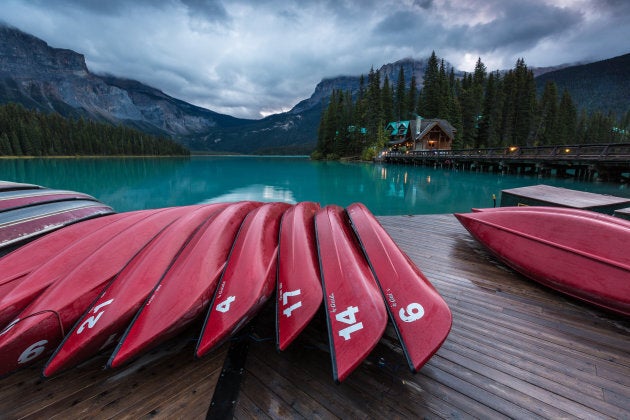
[335,306,363,340]
[216,296,236,313]
[282,289,302,317]
[77,299,115,334]
[399,303,425,323]
[18,340,48,364]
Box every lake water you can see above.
[1,156,629,215]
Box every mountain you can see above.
[0,25,251,139]
[2,24,627,155]
[534,53,630,116]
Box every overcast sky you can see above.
[1,0,628,119]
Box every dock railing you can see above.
[384,143,630,163]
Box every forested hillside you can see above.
[535,53,630,116]
[0,103,189,156]
[315,52,630,160]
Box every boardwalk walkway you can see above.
[1,214,628,418]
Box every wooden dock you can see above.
[500,184,630,214]
[382,142,630,182]
[1,214,629,419]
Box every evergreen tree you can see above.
[512,58,537,145]
[421,51,440,118]
[437,59,449,119]
[382,74,394,124]
[394,66,407,120]
[407,74,418,118]
[537,81,559,145]
[556,88,577,145]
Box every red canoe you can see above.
[0,181,40,192]
[0,213,123,300]
[0,206,194,375]
[455,208,630,316]
[346,203,452,372]
[314,205,388,383]
[473,205,630,227]
[0,189,100,212]
[43,203,229,377]
[195,202,291,358]
[0,209,162,328]
[276,201,322,351]
[0,199,114,252]
[108,201,260,369]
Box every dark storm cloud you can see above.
[457,3,584,51]
[0,0,628,118]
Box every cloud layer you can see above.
[1,0,628,119]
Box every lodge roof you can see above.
[386,118,456,146]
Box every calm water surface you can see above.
[1,156,629,215]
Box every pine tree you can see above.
[556,89,577,145]
[537,81,559,145]
[407,74,418,118]
[421,51,440,118]
[394,66,407,120]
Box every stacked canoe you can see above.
[0,197,452,382]
[0,181,114,256]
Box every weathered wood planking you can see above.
[0,214,628,419]
[236,214,630,419]
[500,184,630,213]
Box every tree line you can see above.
[0,103,189,156]
[314,52,630,160]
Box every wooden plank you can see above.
[0,214,628,419]
[500,184,630,211]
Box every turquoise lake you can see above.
[1,156,629,215]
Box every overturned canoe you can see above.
[0,181,40,192]
[108,201,260,369]
[0,213,123,301]
[0,206,194,375]
[0,209,162,328]
[0,199,114,253]
[315,205,388,383]
[195,202,291,358]
[455,208,630,316]
[347,202,451,373]
[0,189,100,212]
[276,201,322,351]
[43,203,229,377]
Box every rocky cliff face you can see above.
[0,24,247,143]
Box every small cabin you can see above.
[386,117,456,151]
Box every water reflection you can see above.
[200,184,297,204]
[0,156,628,215]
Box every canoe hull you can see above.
[455,209,630,316]
[0,214,121,298]
[0,210,161,327]
[43,203,229,377]
[0,200,114,252]
[276,201,322,351]
[347,203,451,372]
[314,205,388,383]
[195,202,291,358]
[108,201,261,368]
[0,206,194,375]
[0,189,99,212]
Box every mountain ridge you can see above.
[1,24,626,154]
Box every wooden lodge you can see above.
[386,116,456,152]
